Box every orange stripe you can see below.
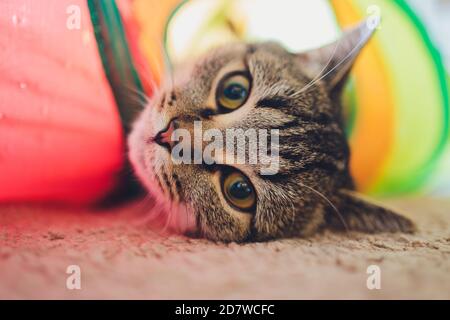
[132,0,181,85]
[331,0,394,191]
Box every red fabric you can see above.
[0,0,124,204]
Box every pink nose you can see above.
[159,123,174,144]
[152,119,176,149]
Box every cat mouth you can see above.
[150,118,176,152]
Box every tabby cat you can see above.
[128,21,415,242]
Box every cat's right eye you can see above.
[221,169,256,212]
[216,71,251,112]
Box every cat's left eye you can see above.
[216,72,251,112]
[221,170,256,212]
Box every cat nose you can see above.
[153,118,177,150]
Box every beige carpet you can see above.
[0,198,449,299]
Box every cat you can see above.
[128,21,415,242]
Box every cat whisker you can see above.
[298,182,349,231]
[178,202,193,235]
[121,84,149,105]
[157,30,175,91]
[126,83,149,101]
[291,34,369,97]
[162,201,175,234]
[150,206,170,234]
[115,85,149,113]
[131,195,159,225]
[133,60,161,96]
[185,205,194,235]
[291,39,341,97]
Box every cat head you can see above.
[128,21,415,242]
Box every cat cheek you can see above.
[231,212,253,235]
[199,209,253,242]
[222,211,253,242]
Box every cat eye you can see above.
[221,170,256,212]
[216,72,251,112]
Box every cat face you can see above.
[128,22,415,242]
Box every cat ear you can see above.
[296,19,377,91]
[327,189,416,233]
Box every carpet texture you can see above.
[0,198,449,299]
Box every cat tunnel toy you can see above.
[0,0,448,204]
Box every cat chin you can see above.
[138,170,198,236]
[128,142,197,235]
[152,197,197,236]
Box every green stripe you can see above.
[343,76,358,137]
[391,0,449,193]
[88,0,144,133]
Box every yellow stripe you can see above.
[330,0,395,192]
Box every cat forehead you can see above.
[177,42,290,82]
[167,42,301,105]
